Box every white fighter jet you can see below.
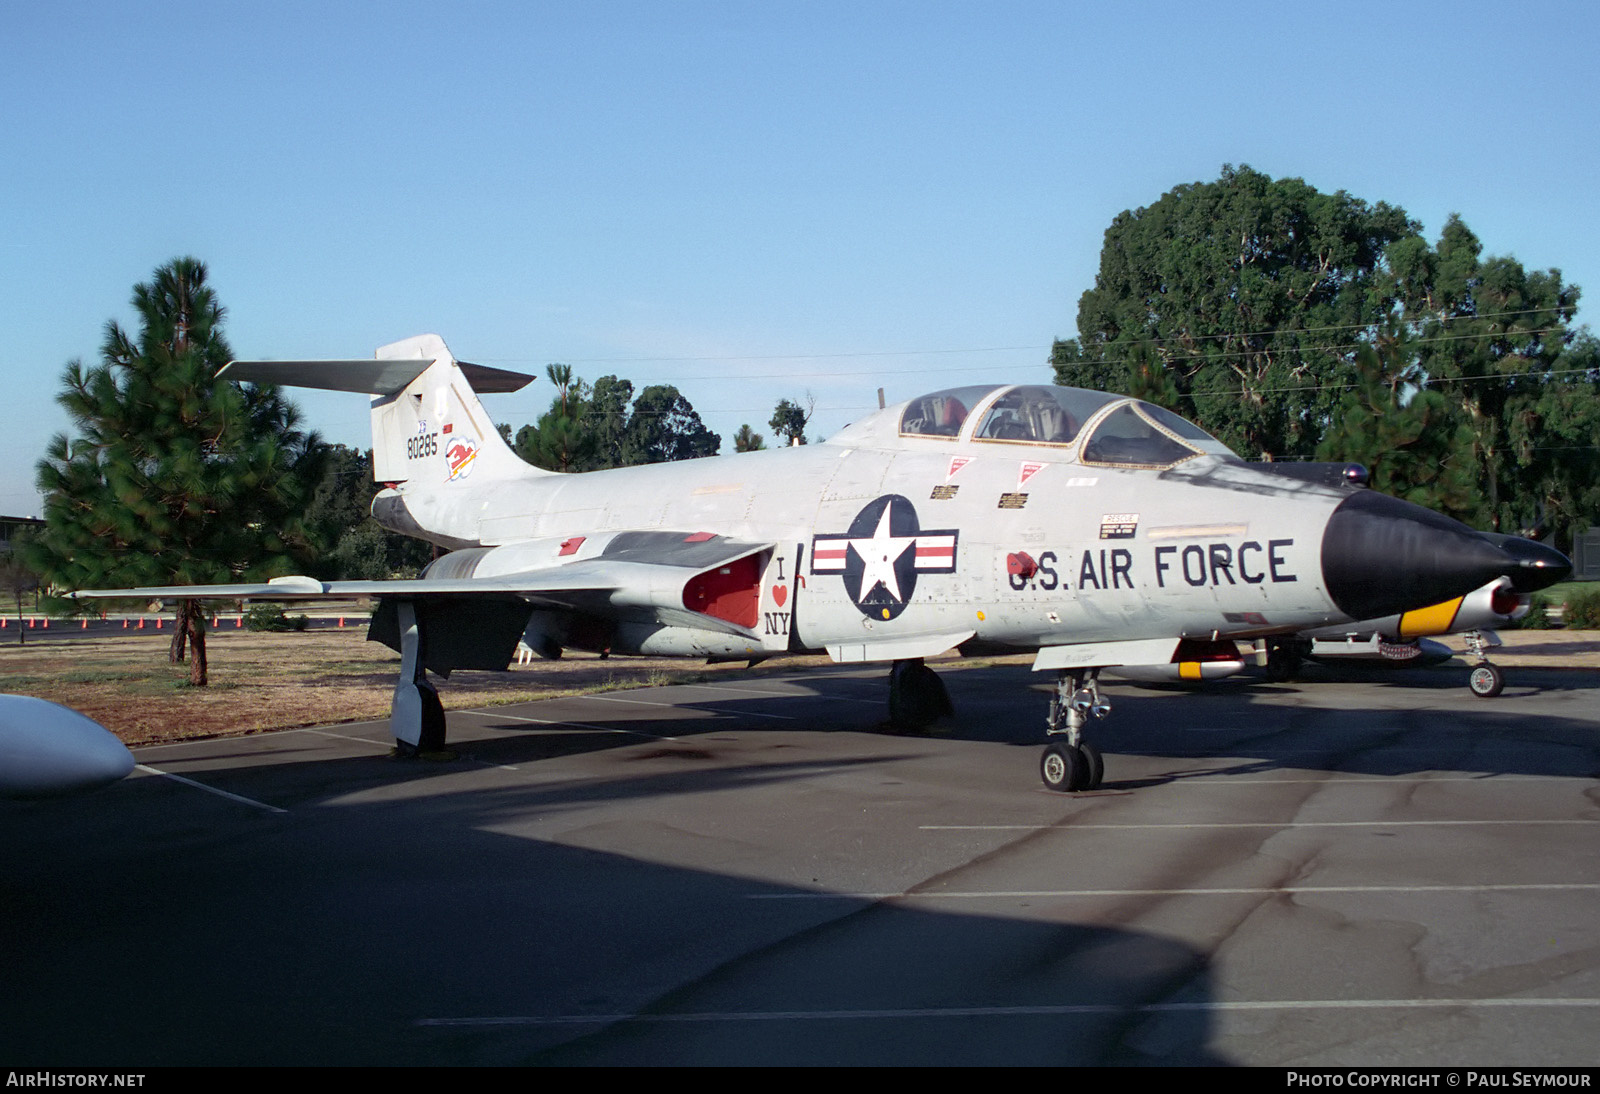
[71,335,1571,791]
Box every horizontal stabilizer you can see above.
[220,358,535,396]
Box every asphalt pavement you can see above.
[2,660,1597,1065]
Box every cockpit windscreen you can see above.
[899,386,997,438]
[971,386,1118,446]
[1080,403,1203,468]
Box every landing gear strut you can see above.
[887,658,953,731]
[1041,669,1108,792]
[1463,629,1505,698]
[391,600,450,757]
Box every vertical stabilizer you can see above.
[221,334,543,488]
[369,335,542,485]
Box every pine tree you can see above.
[26,258,324,685]
[1388,216,1596,538]
[514,364,599,472]
[1315,328,1478,521]
[302,445,431,580]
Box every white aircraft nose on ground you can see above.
[0,695,135,798]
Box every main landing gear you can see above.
[1041,668,1108,792]
[887,658,954,731]
[1463,629,1505,698]
[1263,636,1307,682]
[390,600,451,758]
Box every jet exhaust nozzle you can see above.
[1320,492,1572,621]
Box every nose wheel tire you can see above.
[1468,663,1505,698]
[1041,744,1081,792]
[1041,742,1104,792]
[1077,739,1104,790]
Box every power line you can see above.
[485,331,1595,391]
[1061,305,1578,352]
[477,343,1048,367]
[474,306,1582,372]
[1184,365,1599,401]
[514,359,1599,424]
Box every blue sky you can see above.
[5,1,1597,514]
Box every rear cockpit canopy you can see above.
[895,383,1236,469]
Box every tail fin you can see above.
[221,334,546,485]
[368,334,539,484]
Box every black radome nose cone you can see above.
[1320,492,1573,620]
[1479,532,1573,593]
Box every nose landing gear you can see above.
[1464,630,1505,697]
[1041,668,1108,791]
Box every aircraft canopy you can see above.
[896,383,1234,468]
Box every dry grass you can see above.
[0,626,1593,747]
[0,628,846,746]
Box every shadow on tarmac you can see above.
[0,758,1224,1066]
[4,659,1596,1064]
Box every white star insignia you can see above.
[850,505,916,603]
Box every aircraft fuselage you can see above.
[375,423,1367,663]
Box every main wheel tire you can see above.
[1468,663,1505,698]
[417,682,448,751]
[1076,740,1104,790]
[888,660,952,730]
[1041,743,1084,792]
[1265,640,1302,683]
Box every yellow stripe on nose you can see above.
[1398,597,1464,637]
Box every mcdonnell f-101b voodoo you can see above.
[72,335,1572,791]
